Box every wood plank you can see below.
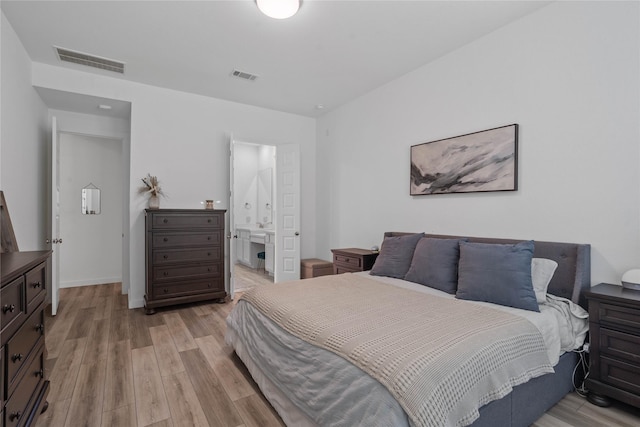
[103,339,136,412]
[65,307,96,339]
[129,308,154,349]
[162,312,197,352]
[195,335,255,401]
[64,358,107,427]
[110,307,131,342]
[161,371,210,427]
[101,405,138,427]
[45,305,78,359]
[149,325,185,376]
[47,337,87,402]
[93,295,114,320]
[234,394,286,427]
[178,307,213,338]
[82,318,111,364]
[34,398,71,427]
[132,346,171,426]
[180,348,244,427]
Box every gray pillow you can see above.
[404,237,465,294]
[456,240,539,312]
[370,233,424,279]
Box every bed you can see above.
[226,233,591,427]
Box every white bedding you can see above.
[225,273,588,427]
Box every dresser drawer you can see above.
[151,213,222,229]
[600,355,640,396]
[153,247,221,265]
[6,309,45,393]
[333,254,362,269]
[2,276,25,336]
[595,302,640,330]
[152,231,221,249]
[598,327,640,365]
[25,262,46,310]
[4,347,45,427]
[152,278,224,299]
[153,263,222,282]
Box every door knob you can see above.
[295,232,300,236]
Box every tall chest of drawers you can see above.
[1,251,51,427]
[144,209,227,314]
[585,283,640,408]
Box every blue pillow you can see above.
[456,240,539,312]
[370,233,424,279]
[404,238,465,294]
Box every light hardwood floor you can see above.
[37,282,640,427]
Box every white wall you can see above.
[1,13,49,250]
[59,132,122,287]
[31,63,316,308]
[316,1,640,286]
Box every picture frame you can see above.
[410,124,518,195]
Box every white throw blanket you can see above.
[240,273,554,426]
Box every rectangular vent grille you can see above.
[55,47,125,74]
[231,69,259,81]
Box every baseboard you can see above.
[60,277,122,288]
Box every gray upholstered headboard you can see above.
[383,232,592,308]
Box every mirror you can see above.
[82,186,101,215]
[257,167,272,225]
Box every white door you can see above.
[275,144,300,282]
[228,136,236,298]
[49,116,61,315]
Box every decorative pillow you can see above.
[370,233,424,279]
[404,237,465,294]
[531,258,558,304]
[456,240,539,312]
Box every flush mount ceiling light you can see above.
[257,0,300,19]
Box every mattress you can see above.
[226,272,588,427]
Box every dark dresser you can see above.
[331,248,379,274]
[585,283,640,408]
[144,209,227,314]
[1,250,51,427]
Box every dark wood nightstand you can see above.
[585,283,640,408]
[331,248,378,274]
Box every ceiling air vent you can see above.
[231,69,259,81]
[55,46,125,74]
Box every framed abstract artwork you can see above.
[410,124,518,195]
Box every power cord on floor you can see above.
[572,344,590,397]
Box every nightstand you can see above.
[331,248,378,274]
[584,283,640,408]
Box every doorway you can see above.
[58,132,123,289]
[228,140,301,297]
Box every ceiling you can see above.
[2,1,552,118]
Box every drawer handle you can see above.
[36,369,45,378]
[35,323,45,333]
[163,288,169,293]
[208,252,211,256]
[163,237,169,242]
[207,236,211,240]
[163,272,169,277]
[3,304,16,313]
[163,218,169,223]
[207,218,212,223]
[11,353,23,363]
[32,281,42,288]
[163,255,169,259]
[9,411,22,422]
